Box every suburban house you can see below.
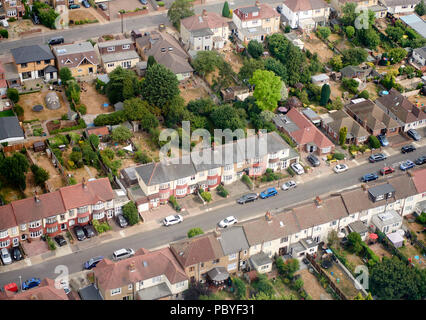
[375,88,426,132]
[0,62,7,98]
[135,31,193,81]
[97,39,140,73]
[10,45,58,82]
[131,132,299,212]
[0,178,117,249]
[53,42,99,77]
[311,73,329,86]
[0,0,26,20]
[180,10,229,51]
[380,0,420,14]
[340,65,372,80]
[0,116,25,145]
[345,99,401,136]
[216,227,250,274]
[331,0,387,18]
[93,247,188,300]
[0,278,70,300]
[280,0,330,31]
[232,1,280,43]
[411,46,426,72]
[273,108,335,155]
[371,210,403,234]
[411,169,426,215]
[85,126,109,140]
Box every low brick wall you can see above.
[96,7,110,21]
[18,28,42,37]
[119,9,148,19]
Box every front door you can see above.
[89,67,93,74]
[279,246,287,255]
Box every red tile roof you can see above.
[181,11,228,31]
[411,168,426,194]
[0,204,17,230]
[285,108,334,150]
[0,278,69,300]
[87,126,109,137]
[234,3,280,21]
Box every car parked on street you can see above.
[12,247,22,261]
[377,134,389,147]
[54,235,67,247]
[334,164,348,173]
[163,215,183,226]
[84,256,104,270]
[401,145,416,153]
[361,173,379,182]
[73,226,86,241]
[260,187,278,199]
[48,36,64,46]
[237,193,258,204]
[0,248,12,265]
[281,180,297,191]
[369,153,387,163]
[112,248,135,261]
[0,19,9,28]
[400,160,416,171]
[116,214,128,228]
[407,129,421,141]
[290,162,305,175]
[22,278,41,291]
[82,0,90,7]
[380,166,395,175]
[218,216,238,228]
[307,154,320,167]
[415,155,426,165]
[83,225,96,238]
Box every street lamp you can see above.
[19,276,22,292]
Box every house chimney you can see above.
[255,0,260,7]
[202,9,207,17]
[129,261,136,272]
[214,228,221,239]
[34,191,40,203]
[265,211,272,222]
[361,184,368,191]
[315,196,322,207]
[82,177,87,189]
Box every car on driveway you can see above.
[307,154,320,167]
[334,164,348,173]
[0,248,12,265]
[400,160,416,171]
[281,180,297,191]
[54,235,67,247]
[361,173,379,182]
[401,145,416,153]
[237,193,258,204]
[260,187,278,199]
[302,257,310,265]
[218,216,238,228]
[82,0,90,7]
[98,3,107,10]
[73,226,86,241]
[369,153,387,163]
[321,259,333,269]
[22,278,41,291]
[84,256,104,270]
[380,166,395,175]
[12,247,22,261]
[116,215,128,228]
[407,129,421,141]
[31,14,40,25]
[377,134,389,147]
[290,162,305,175]
[163,215,183,226]
[415,155,426,165]
[69,4,80,9]
[140,0,148,4]
[83,225,96,238]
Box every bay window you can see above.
[111,288,121,296]
[47,226,58,234]
[0,230,8,239]
[93,211,105,220]
[29,220,42,228]
[0,239,10,248]
[78,216,90,224]
[77,206,88,214]
[30,230,43,238]
[46,216,57,224]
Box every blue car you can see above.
[400,160,416,171]
[361,173,379,182]
[84,256,104,270]
[260,187,278,199]
[22,278,41,291]
[82,0,90,7]
[377,134,389,147]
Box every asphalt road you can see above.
[0,0,281,54]
[1,144,425,287]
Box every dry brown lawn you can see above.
[67,166,98,184]
[32,151,66,191]
[326,263,360,299]
[20,91,67,121]
[303,33,335,63]
[132,132,160,161]
[297,269,333,300]
[221,45,244,73]
[180,86,209,104]
[69,9,97,22]
[368,243,392,259]
[79,84,112,114]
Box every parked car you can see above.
[377,134,389,147]
[276,5,282,13]
[22,278,41,290]
[140,0,147,4]
[369,153,387,163]
[0,248,12,265]
[82,0,90,7]
[73,226,86,241]
[260,187,278,199]
[237,193,258,204]
[48,36,64,46]
[0,19,9,28]
[116,214,128,228]
[98,3,107,10]
[401,145,416,153]
[3,283,18,293]
[290,162,305,175]
[163,215,183,226]
[407,129,421,141]
[83,225,96,238]
[54,235,67,247]
[302,257,310,265]
[112,248,135,261]
[307,154,320,167]
[281,180,297,191]
[380,166,395,175]
[84,256,104,270]
[69,4,80,9]
[415,155,426,165]
[218,216,238,228]
[31,14,40,25]
[60,280,71,295]
[400,160,416,171]
[361,173,379,182]
[334,164,348,173]
[321,259,333,269]
[11,247,22,261]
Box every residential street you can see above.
[1,143,425,288]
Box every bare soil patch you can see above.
[221,44,244,73]
[20,91,67,121]
[325,263,360,299]
[180,86,209,104]
[303,33,335,63]
[69,9,97,22]
[131,132,160,161]
[79,84,112,114]
[32,151,66,190]
[368,242,392,259]
[297,269,333,300]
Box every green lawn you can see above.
[0,109,15,117]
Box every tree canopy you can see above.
[111,125,132,142]
[0,152,29,190]
[248,40,264,59]
[342,48,368,66]
[187,227,204,238]
[106,67,139,104]
[192,50,223,77]
[167,0,194,30]
[122,202,140,225]
[250,69,282,111]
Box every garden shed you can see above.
[33,141,46,152]
[387,231,404,248]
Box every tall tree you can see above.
[122,202,140,225]
[167,0,194,30]
[210,104,246,131]
[30,164,50,187]
[106,66,139,104]
[0,152,29,190]
[320,83,331,106]
[222,1,231,18]
[238,58,265,84]
[264,57,287,82]
[248,40,264,59]
[250,69,282,111]
[191,50,223,77]
[415,0,425,16]
[111,125,132,142]
[59,67,73,83]
[147,55,157,69]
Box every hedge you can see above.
[50,119,86,134]
[241,174,253,188]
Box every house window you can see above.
[29,220,42,228]
[229,253,237,260]
[176,281,186,288]
[46,216,57,224]
[20,224,27,231]
[93,211,105,220]
[78,216,90,224]
[176,188,187,196]
[224,164,233,171]
[93,202,105,211]
[47,226,58,234]
[330,221,337,226]
[77,206,88,214]
[208,178,217,185]
[128,284,132,290]
[263,241,272,248]
[30,230,43,238]
[10,227,18,236]
[21,63,28,68]
[227,262,237,271]
[177,178,187,186]
[107,63,115,68]
[36,61,41,65]
[212,259,220,264]
[0,240,10,248]
[107,47,115,52]
[60,214,66,221]
[280,237,288,243]
[111,288,122,296]
[0,230,8,239]
[189,266,195,272]
[44,60,50,64]
[122,44,130,49]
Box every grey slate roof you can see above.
[0,116,24,141]
[348,220,368,234]
[368,183,395,199]
[239,6,259,14]
[250,252,272,267]
[78,284,103,300]
[191,28,214,37]
[11,45,54,64]
[207,267,229,281]
[340,65,363,78]
[136,282,172,300]
[218,226,249,255]
[98,38,133,48]
[44,65,57,73]
[101,51,140,63]
[273,114,300,133]
[413,46,426,60]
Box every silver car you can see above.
[281,180,297,191]
[1,248,12,265]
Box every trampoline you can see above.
[32,105,44,112]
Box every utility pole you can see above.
[120,12,124,34]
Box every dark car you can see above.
[22,278,41,291]
[73,226,86,241]
[361,173,379,182]
[237,193,258,204]
[116,215,128,228]
[276,5,282,13]
[12,247,22,261]
[98,3,107,10]
[415,155,426,165]
[84,256,104,270]
[307,154,320,167]
[368,153,387,163]
[54,235,67,247]
[31,14,40,25]
[82,0,90,7]
[302,257,310,265]
[48,36,64,46]
[377,134,389,147]
[407,129,421,141]
[321,259,333,269]
[83,225,96,238]
[69,4,81,9]
[401,145,416,153]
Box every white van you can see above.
[112,248,135,261]
[0,20,9,28]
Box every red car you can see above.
[380,167,395,175]
[4,283,18,292]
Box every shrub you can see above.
[169,196,181,211]
[122,202,140,225]
[368,135,381,149]
[134,150,152,164]
[116,149,125,157]
[233,277,247,299]
[241,174,253,188]
[7,88,19,103]
[0,29,9,39]
[46,235,56,250]
[217,184,229,198]
[200,191,212,203]
[13,104,24,117]
[333,152,345,160]
[187,228,204,238]
[158,1,165,6]
[359,90,369,99]
[77,105,87,115]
